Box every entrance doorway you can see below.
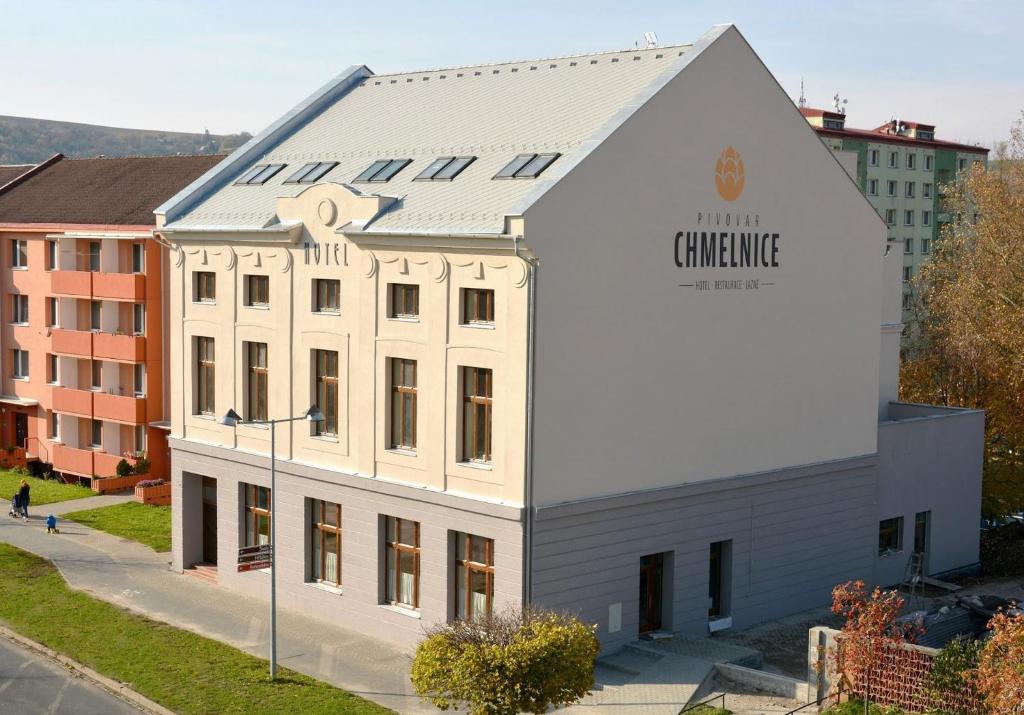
[709,540,733,624]
[914,511,931,573]
[201,477,218,564]
[639,553,665,634]
[13,413,27,449]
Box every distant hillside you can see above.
[0,115,252,164]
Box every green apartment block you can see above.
[802,108,988,323]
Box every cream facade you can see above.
[159,25,983,651]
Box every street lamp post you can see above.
[219,403,324,680]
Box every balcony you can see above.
[50,270,92,298]
[94,392,146,423]
[52,444,95,477]
[94,451,134,479]
[51,387,93,417]
[51,329,93,358]
[93,332,145,362]
[93,272,145,302]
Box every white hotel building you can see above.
[157,25,983,651]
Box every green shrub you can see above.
[115,459,134,477]
[134,454,151,475]
[822,700,905,715]
[923,636,982,710]
[411,606,600,715]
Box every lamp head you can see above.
[218,408,242,427]
[304,405,325,423]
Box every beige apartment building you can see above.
[158,25,983,651]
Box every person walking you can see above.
[18,480,29,520]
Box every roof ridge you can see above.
[62,153,227,161]
[367,43,693,79]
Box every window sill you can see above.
[878,548,903,559]
[313,310,341,317]
[239,422,269,431]
[459,460,493,471]
[387,317,419,324]
[11,266,27,271]
[10,323,28,328]
[306,581,343,596]
[192,413,217,421]
[311,434,339,444]
[460,322,495,331]
[379,603,420,619]
[244,305,271,311]
[191,301,217,306]
[385,447,417,458]
[12,377,28,382]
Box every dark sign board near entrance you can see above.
[238,543,272,571]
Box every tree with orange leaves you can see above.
[974,611,1024,714]
[828,580,911,696]
[901,110,1024,517]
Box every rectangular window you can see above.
[243,483,272,547]
[244,275,269,307]
[867,179,878,196]
[245,342,268,421]
[389,283,419,319]
[313,279,340,314]
[958,158,966,172]
[46,297,58,327]
[868,149,879,166]
[905,181,915,198]
[46,240,57,270]
[904,210,915,226]
[49,413,60,441]
[885,209,896,226]
[454,532,494,620]
[384,516,420,609]
[91,360,102,390]
[709,540,733,618]
[90,300,101,331]
[414,156,476,181]
[11,239,27,268]
[11,349,28,379]
[903,238,913,255]
[314,349,339,437]
[11,294,28,324]
[925,155,934,171]
[902,293,912,311]
[886,180,897,197]
[131,243,145,273]
[879,516,904,555]
[923,183,932,199]
[922,211,932,227]
[888,151,898,169]
[132,304,145,335]
[235,164,286,186]
[903,266,912,283]
[134,424,146,453]
[462,288,494,326]
[90,419,102,448]
[195,337,215,415]
[462,367,493,463]
[310,499,342,586]
[390,358,417,450]
[906,153,916,170]
[285,161,338,184]
[133,363,145,396]
[194,272,216,303]
[88,242,100,272]
[354,159,411,183]
[921,238,930,254]
[47,354,58,384]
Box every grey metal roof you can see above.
[161,27,731,236]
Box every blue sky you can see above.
[3,1,1020,146]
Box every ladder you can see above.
[900,551,925,608]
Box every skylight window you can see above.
[354,159,411,183]
[414,156,476,181]
[235,164,287,185]
[285,161,338,184]
[493,153,560,179]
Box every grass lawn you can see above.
[0,544,392,714]
[0,470,93,506]
[684,706,732,715]
[64,502,171,552]
[823,701,906,715]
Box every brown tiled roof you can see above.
[0,154,224,226]
[0,165,33,188]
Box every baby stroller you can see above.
[8,493,20,517]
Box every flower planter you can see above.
[134,482,171,506]
[92,473,148,494]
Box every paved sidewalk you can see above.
[0,496,431,714]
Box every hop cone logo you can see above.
[715,146,745,201]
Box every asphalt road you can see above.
[0,636,141,714]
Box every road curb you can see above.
[0,623,176,715]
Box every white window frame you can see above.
[868,149,879,167]
[886,209,896,226]
[924,155,934,171]
[90,420,102,449]
[11,294,28,325]
[922,211,932,227]
[131,243,145,273]
[867,179,878,196]
[888,151,899,169]
[904,210,915,227]
[905,181,915,199]
[133,303,145,335]
[903,238,913,255]
[923,183,932,199]
[11,239,27,269]
[12,349,29,380]
[903,266,912,283]
[49,413,61,442]
[887,180,897,197]
[47,354,58,385]
[906,153,916,170]
[921,238,930,254]
[133,363,145,397]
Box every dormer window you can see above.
[414,156,476,181]
[235,164,287,185]
[494,153,560,179]
[354,159,411,183]
[284,162,338,184]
